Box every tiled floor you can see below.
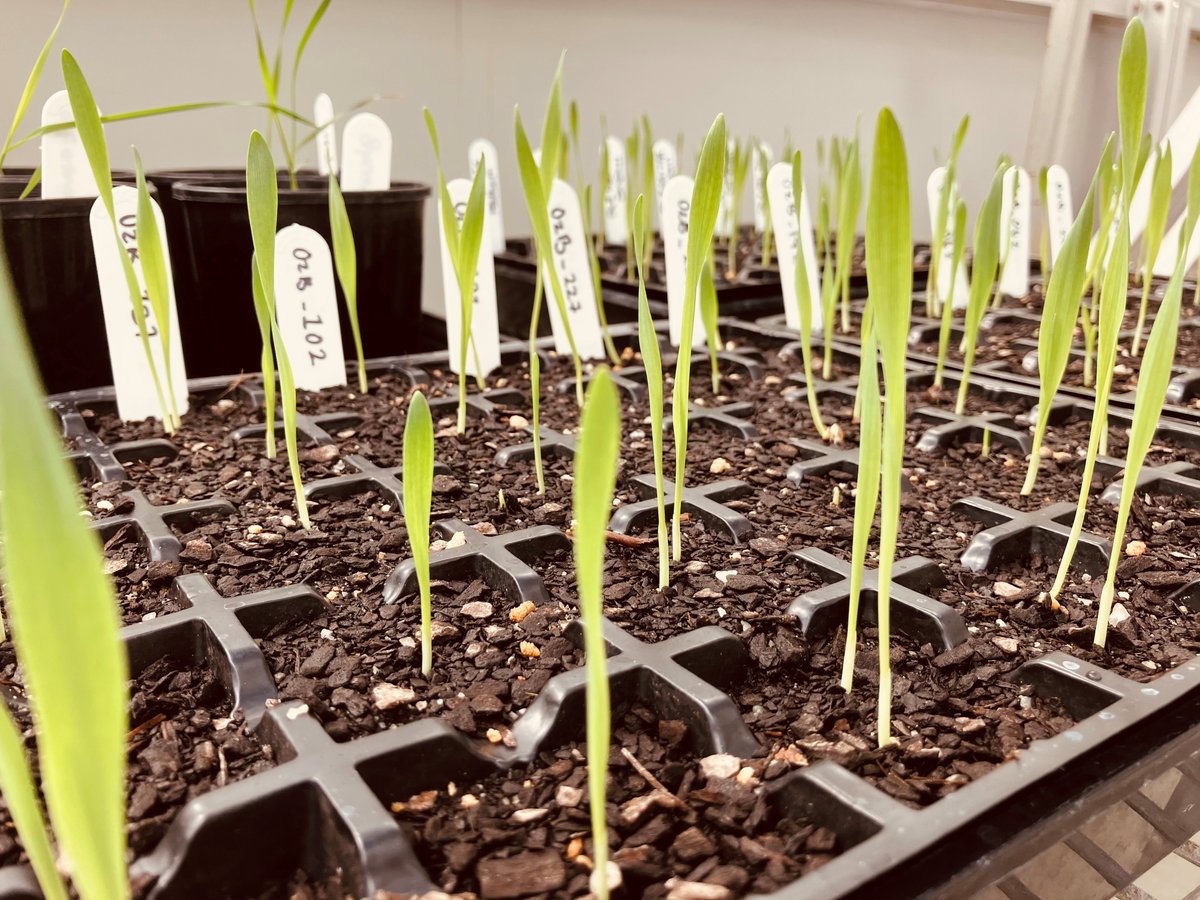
[1114,839,1200,900]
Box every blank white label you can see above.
[340,112,391,191]
[41,90,98,200]
[90,187,189,422]
[766,162,822,333]
[468,138,506,255]
[998,165,1032,297]
[752,142,774,233]
[314,93,338,176]
[274,224,346,391]
[1129,81,1200,245]
[439,178,501,379]
[541,179,606,360]
[662,174,706,350]
[652,139,678,230]
[603,136,628,246]
[926,167,969,311]
[1045,165,1073,266]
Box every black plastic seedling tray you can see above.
[8,318,1200,898]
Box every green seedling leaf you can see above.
[700,255,720,394]
[0,705,66,900]
[289,0,331,149]
[1021,137,1107,496]
[515,103,583,402]
[634,194,668,589]
[928,115,969,316]
[955,165,1007,414]
[1118,17,1148,200]
[1038,165,1050,279]
[62,51,172,431]
[789,151,828,437]
[864,107,912,747]
[1132,143,1173,355]
[134,148,181,431]
[572,367,621,900]
[841,317,881,693]
[671,113,726,561]
[835,135,863,334]
[403,391,435,674]
[0,238,128,898]
[328,171,366,392]
[934,196,969,387]
[1096,138,1200,645]
[247,130,308,529]
[0,0,69,170]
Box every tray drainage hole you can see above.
[1171,673,1185,681]
[1062,660,1081,671]
[1065,730,1083,742]
[1141,688,1160,696]
[1098,711,1115,720]
[1086,671,1102,681]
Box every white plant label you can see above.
[438,177,501,379]
[716,138,736,239]
[314,93,338,176]
[340,112,391,191]
[766,162,822,333]
[89,186,189,422]
[274,224,346,391]
[41,90,98,199]
[541,179,606,360]
[998,165,1032,297]
[661,174,706,350]
[752,142,774,233]
[926,168,969,310]
[602,136,628,246]
[467,138,506,255]
[1045,165,1073,266]
[651,139,678,229]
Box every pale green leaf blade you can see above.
[1118,17,1148,198]
[0,244,128,896]
[0,705,66,900]
[571,367,621,896]
[403,391,434,672]
[246,131,279,306]
[60,51,113,215]
[1,0,69,166]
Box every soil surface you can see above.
[23,310,1200,897]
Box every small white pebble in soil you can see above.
[511,808,549,824]
[590,863,623,895]
[993,581,1022,599]
[715,570,736,585]
[1144,660,1159,671]
[699,754,741,781]
[1108,603,1131,627]
[717,607,727,618]
[1020,696,1033,710]
[461,601,493,619]
[555,784,583,808]
[279,515,297,529]
[95,499,114,512]
[445,531,467,549]
[1118,591,1130,601]
[508,414,529,430]
[141,612,157,622]
[325,589,340,602]
[471,521,498,536]
[247,524,264,535]
[710,457,732,474]
[320,628,335,641]
[459,793,479,809]
[992,636,1019,655]
[372,683,417,710]
[1126,540,1147,557]
[995,618,1008,628]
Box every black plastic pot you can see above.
[171,175,429,377]
[0,171,142,394]
[493,237,785,340]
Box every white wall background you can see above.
[0,0,1190,314]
